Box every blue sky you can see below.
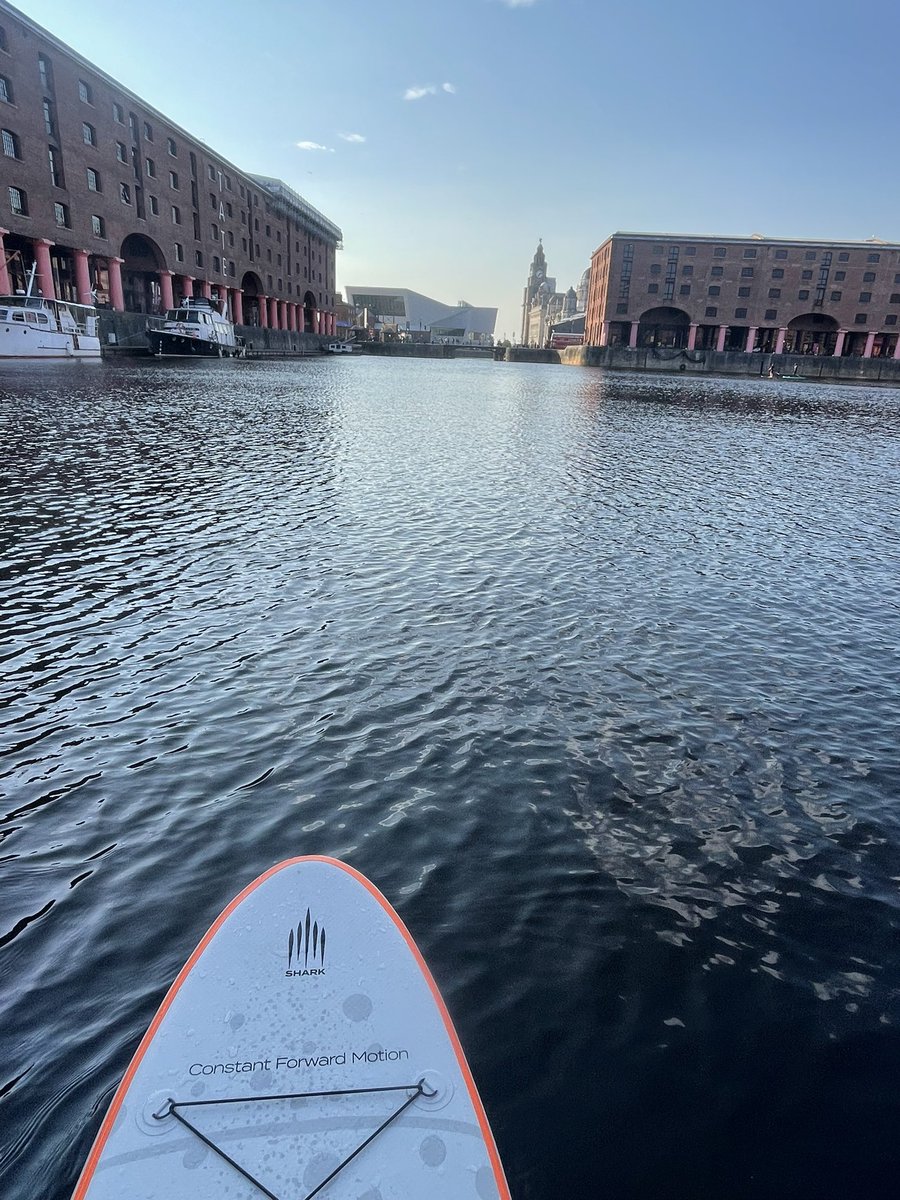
[12,0,900,340]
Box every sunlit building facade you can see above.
[585,232,900,358]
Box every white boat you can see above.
[325,340,357,353]
[0,267,101,360]
[149,297,244,357]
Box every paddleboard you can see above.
[72,856,510,1200]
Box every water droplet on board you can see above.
[419,1135,447,1167]
[342,993,373,1022]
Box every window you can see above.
[771,268,784,279]
[734,307,747,318]
[143,121,153,141]
[167,136,177,156]
[801,270,813,280]
[854,313,867,324]
[615,303,628,314]
[213,255,220,271]
[78,79,92,103]
[647,283,659,294]
[210,192,217,209]
[208,163,217,180]
[0,74,12,104]
[82,121,96,145]
[8,185,27,215]
[174,242,184,262]
[829,290,842,301]
[867,252,881,262]
[116,142,127,163]
[650,263,661,275]
[146,157,155,177]
[267,248,272,262]
[894,273,900,285]
[798,290,809,300]
[0,25,6,52]
[86,167,100,192]
[241,238,247,252]
[838,252,850,262]
[48,146,63,187]
[265,224,271,237]
[1,128,19,157]
[740,267,754,277]
[679,284,690,295]
[834,271,846,281]
[704,306,717,317]
[276,230,282,243]
[738,286,751,297]
[682,265,693,276]
[120,183,131,204]
[169,170,179,188]
[171,205,181,224]
[685,245,696,255]
[38,55,51,89]
[708,285,721,296]
[227,231,234,247]
[54,201,69,227]
[195,250,204,267]
[768,288,781,298]
[859,291,872,303]
[710,265,723,278]
[743,247,757,257]
[225,201,232,217]
[804,250,816,260]
[224,174,232,190]
[714,247,726,257]
[886,315,898,326]
[764,309,777,321]
[113,102,124,123]
[890,294,900,304]
[277,253,282,267]
[775,248,788,259]
[42,98,55,136]
[91,214,105,237]
[239,183,245,198]
[149,195,158,215]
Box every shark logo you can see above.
[286,908,326,976]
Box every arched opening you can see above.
[303,290,317,334]
[241,271,263,326]
[121,233,166,314]
[786,312,838,356]
[638,306,690,349]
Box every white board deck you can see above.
[72,856,510,1200]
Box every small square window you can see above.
[734,307,747,318]
[798,290,809,300]
[714,247,726,257]
[647,282,659,293]
[867,252,881,262]
[652,244,664,254]
[743,248,757,258]
[741,266,754,276]
[681,265,693,276]
[834,271,846,281]
[801,270,813,280]
[738,286,751,297]
[91,214,105,237]
[774,249,788,259]
[679,284,691,295]
[838,252,850,262]
[768,288,781,298]
[854,313,867,324]
[885,315,898,326]
[705,306,717,318]
[708,285,720,296]
[650,263,661,275]
[804,250,816,260]
[859,291,872,303]
[771,268,784,279]
[863,271,876,282]
[711,265,723,277]
[830,291,842,301]
[616,303,628,314]
[890,293,900,304]
[78,79,92,103]
[764,309,777,321]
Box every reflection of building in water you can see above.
[520,241,589,346]
[342,286,497,345]
[585,231,900,358]
[0,0,341,332]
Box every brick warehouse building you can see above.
[0,1,341,333]
[585,232,900,359]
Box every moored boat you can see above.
[149,297,244,357]
[0,286,101,361]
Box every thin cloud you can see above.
[442,82,456,93]
[339,132,366,143]
[404,85,437,101]
[295,140,334,152]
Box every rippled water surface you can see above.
[2,357,899,1199]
